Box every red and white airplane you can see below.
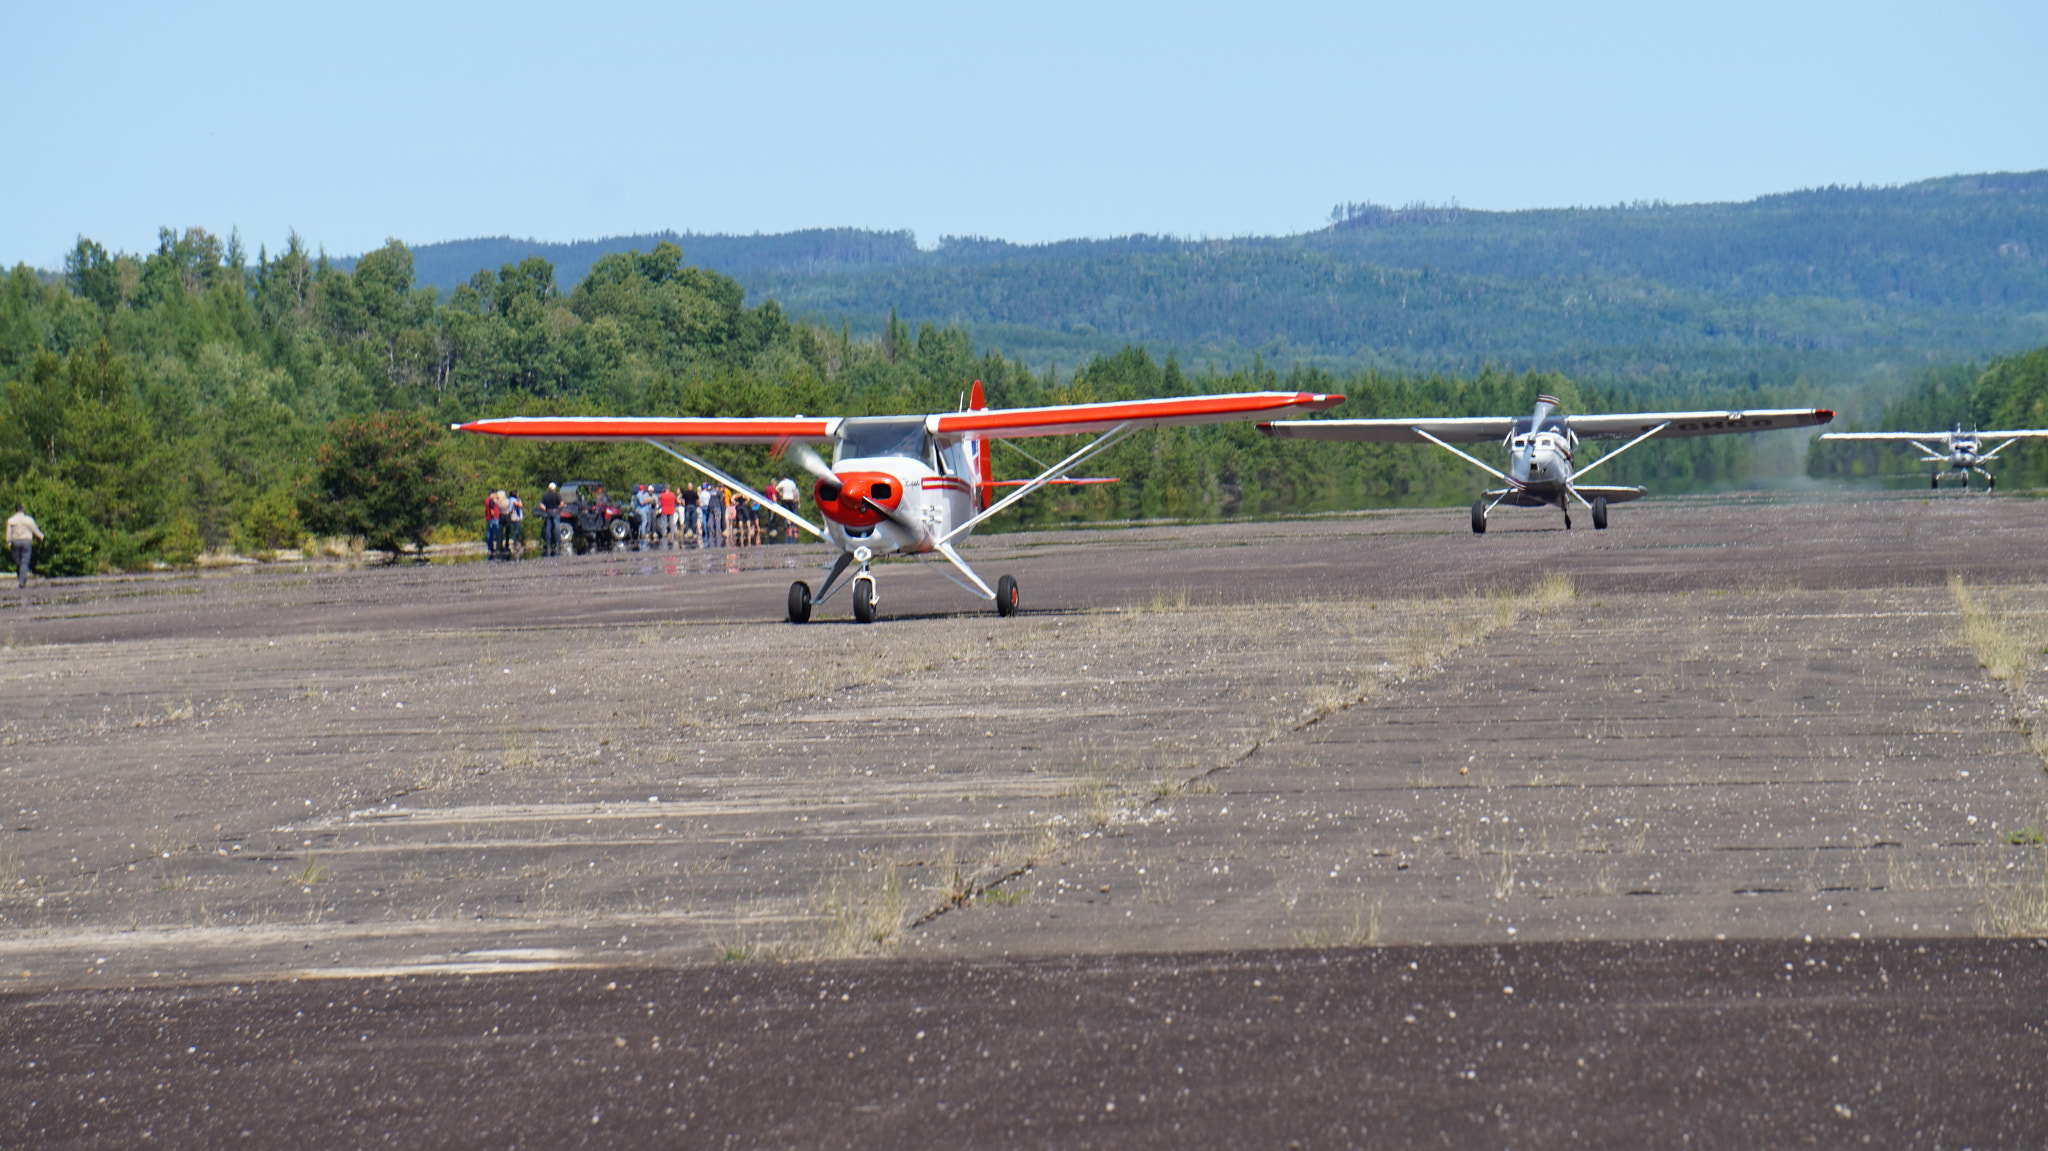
[454,382,1341,622]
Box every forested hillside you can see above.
[1,229,1846,574]
[391,172,2048,383]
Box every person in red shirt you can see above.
[658,484,678,547]
[483,491,501,555]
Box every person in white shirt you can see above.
[775,476,800,544]
[7,504,45,588]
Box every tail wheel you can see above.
[787,581,812,624]
[1470,499,1487,534]
[996,574,1019,617]
[1591,496,1609,530]
[851,577,878,624]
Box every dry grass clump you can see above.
[1951,576,2027,690]
[816,859,904,958]
[1292,897,1383,948]
[1983,852,2048,937]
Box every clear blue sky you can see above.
[3,1,2042,268]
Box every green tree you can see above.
[302,411,449,557]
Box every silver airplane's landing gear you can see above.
[1470,499,1487,534]
[1932,472,1941,490]
[851,544,879,623]
[1563,508,1572,531]
[787,581,812,623]
[996,574,1019,616]
[1591,496,1608,530]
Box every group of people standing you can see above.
[626,476,803,549]
[482,489,525,558]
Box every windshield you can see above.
[836,417,931,465]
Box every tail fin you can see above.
[970,380,993,510]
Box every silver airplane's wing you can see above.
[1821,429,2048,440]
[1570,485,1648,504]
[1258,416,1516,444]
[1565,408,1835,441]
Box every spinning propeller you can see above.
[784,441,844,502]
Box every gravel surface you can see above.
[2,490,2045,1144]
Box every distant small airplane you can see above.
[1261,395,1834,532]
[1818,424,2048,490]
[455,383,1341,621]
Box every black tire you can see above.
[851,578,878,624]
[996,574,1019,617]
[787,581,812,624]
[1591,496,1608,530]
[608,518,633,545]
[1470,499,1487,534]
[556,522,575,554]
[1988,474,1995,491]
[1932,473,1940,490]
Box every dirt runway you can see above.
[2,491,2045,1146]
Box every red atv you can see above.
[553,481,635,554]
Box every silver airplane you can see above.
[1262,394,1835,532]
[1818,424,2048,491]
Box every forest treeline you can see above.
[0,227,2009,575]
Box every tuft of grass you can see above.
[1984,852,2048,936]
[1951,576,2027,690]
[2004,827,2046,846]
[1293,897,1383,948]
[975,886,1026,907]
[818,860,905,957]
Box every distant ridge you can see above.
[360,171,2048,378]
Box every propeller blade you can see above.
[861,495,925,542]
[782,441,842,501]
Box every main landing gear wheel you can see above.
[996,574,1019,617]
[1563,509,1572,531]
[1591,496,1608,530]
[1932,473,1940,490]
[1470,499,1487,534]
[787,581,812,624]
[851,576,878,624]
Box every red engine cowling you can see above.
[814,472,904,529]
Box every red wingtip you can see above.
[1816,409,1835,423]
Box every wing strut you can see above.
[1413,428,1510,482]
[640,438,826,539]
[937,421,1137,546]
[1977,438,2021,461]
[1567,421,1671,485]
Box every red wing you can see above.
[452,416,841,445]
[931,391,1343,440]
